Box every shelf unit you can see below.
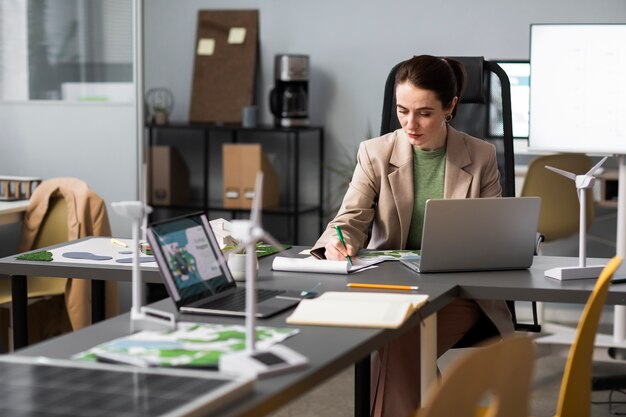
[146,122,324,245]
[598,169,619,208]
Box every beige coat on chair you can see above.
[19,177,118,330]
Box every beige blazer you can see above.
[19,177,119,330]
[313,126,513,336]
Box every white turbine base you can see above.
[130,307,176,332]
[219,344,308,377]
[544,265,606,280]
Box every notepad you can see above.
[286,291,429,329]
[271,256,382,274]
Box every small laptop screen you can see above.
[148,214,234,304]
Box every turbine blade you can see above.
[250,171,263,227]
[585,156,609,177]
[260,232,286,255]
[545,165,577,181]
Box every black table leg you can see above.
[11,275,28,349]
[355,356,370,417]
[91,280,105,323]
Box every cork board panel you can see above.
[189,10,258,124]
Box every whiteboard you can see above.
[529,24,626,154]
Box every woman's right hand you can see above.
[324,238,356,261]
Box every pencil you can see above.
[110,238,128,248]
[347,283,419,291]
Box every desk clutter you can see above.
[0,175,42,201]
[73,322,299,368]
[272,249,421,274]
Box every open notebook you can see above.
[271,256,383,274]
[286,292,429,328]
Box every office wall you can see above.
[0,102,137,236]
[143,0,626,214]
[0,102,136,253]
[0,102,136,311]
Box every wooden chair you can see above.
[0,197,71,350]
[412,335,535,417]
[520,153,594,328]
[521,153,594,244]
[413,257,622,417]
[553,255,622,417]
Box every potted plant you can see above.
[145,87,174,126]
[222,241,262,281]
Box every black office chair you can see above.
[380,56,540,336]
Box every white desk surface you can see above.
[0,200,29,226]
[47,237,158,268]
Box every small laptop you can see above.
[147,213,302,318]
[400,197,541,273]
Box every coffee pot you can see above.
[269,55,309,127]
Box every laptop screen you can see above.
[147,213,235,306]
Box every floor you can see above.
[267,204,625,417]
[267,345,626,417]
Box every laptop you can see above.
[147,213,302,318]
[400,197,541,273]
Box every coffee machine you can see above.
[270,54,309,127]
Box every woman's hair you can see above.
[394,55,467,117]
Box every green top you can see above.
[405,146,446,249]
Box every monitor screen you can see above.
[529,24,626,154]
[148,214,233,303]
[489,61,530,139]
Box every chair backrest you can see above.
[416,335,535,417]
[380,56,515,197]
[33,197,68,248]
[521,153,593,242]
[28,196,68,298]
[555,256,622,417]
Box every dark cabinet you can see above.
[146,123,324,245]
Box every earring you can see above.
[445,114,453,122]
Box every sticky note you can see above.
[228,27,246,44]
[197,38,215,56]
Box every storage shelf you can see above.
[149,122,322,133]
[147,123,324,245]
[151,202,321,216]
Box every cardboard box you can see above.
[223,144,279,209]
[149,146,190,205]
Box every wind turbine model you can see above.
[544,156,609,280]
[111,201,176,332]
[219,172,308,376]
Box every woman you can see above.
[311,55,513,417]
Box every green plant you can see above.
[222,241,264,255]
[322,126,373,223]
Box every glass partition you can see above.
[0,0,132,102]
[489,60,530,139]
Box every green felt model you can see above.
[16,250,53,262]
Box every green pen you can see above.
[334,225,353,266]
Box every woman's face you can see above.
[395,81,457,151]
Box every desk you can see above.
[8,248,626,417]
[16,255,455,417]
[0,200,28,226]
[0,237,164,349]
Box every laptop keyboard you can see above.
[198,288,284,312]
